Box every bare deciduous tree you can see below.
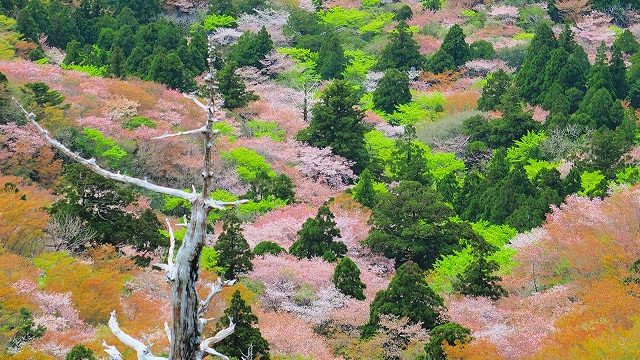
[15,36,243,360]
[556,0,592,23]
[44,215,96,253]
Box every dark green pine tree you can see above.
[558,24,577,53]
[66,345,96,360]
[316,33,347,80]
[147,52,194,91]
[489,86,539,148]
[216,62,259,109]
[290,202,346,261]
[516,23,557,103]
[440,24,469,67]
[376,21,424,71]
[372,68,411,113]
[363,261,443,337]
[227,27,273,68]
[333,256,366,300]
[477,69,510,111]
[390,125,431,185]
[586,42,614,94]
[610,46,629,100]
[427,49,456,74]
[453,256,508,300]
[16,8,40,42]
[208,0,237,16]
[215,291,270,360]
[541,47,569,96]
[352,168,377,208]
[214,212,254,280]
[109,47,126,79]
[613,29,640,55]
[421,322,471,360]
[296,80,368,172]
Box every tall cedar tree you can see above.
[109,47,126,78]
[439,24,469,67]
[215,291,270,360]
[489,86,539,148]
[477,70,510,111]
[427,49,456,73]
[613,29,640,55]
[296,80,368,173]
[453,256,508,300]
[289,202,347,261]
[390,126,431,185]
[365,181,483,268]
[316,33,347,79]
[227,27,273,68]
[216,62,259,109]
[352,168,377,207]
[372,68,412,113]
[363,261,443,337]
[214,212,254,280]
[209,0,237,16]
[421,322,471,360]
[333,256,366,300]
[376,21,423,71]
[610,47,629,100]
[516,23,557,103]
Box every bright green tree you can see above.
[389,126,431,185]
[352,168,377,207]
[333,256,366,300]
[214,212,254,280]
[421,322,471,360]
[373,68,411,113]
[289,202,346,261]
[215,291,270,360]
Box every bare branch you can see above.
[198,278,236,317]
[102,340,124,360]
[107,311,167,360]
[164,322,171,343]
[200,317,235,360]
[151,126,210,140]
[153,218,177,281]
[183,93,208,111]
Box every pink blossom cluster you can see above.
[249,254,336,290]
[237,10,290,45]
[463,59,515,77]
[296,144,357,189]
[0,123,47,161]
[243,204,315,248]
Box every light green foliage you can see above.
[81,128,128,168]
[61,64,108,76]
[320,7,368,29]
[203,14,236,30]
[428,245,475,294]
[615,166,640,185]
[359,13,395,34]
[471,221,517,248]
[276,47,319,82]
[364,130,396,163]
[579,170,607,197]
[122,115,156,130]
[159,225,186,243]
[609,25,624,37]
[221,147,275,181]
[506,131,547,165]
[513,32,534,41]
[424,150,465,182]
[212,121,237,140]
[524,159,557,180]
[390,92,446,125]
[208,189,286,222]
[0,15,21,60]
[247,119,285,142]
[162,195,191,213]
[342,50,376,83]
[361,0,381,7]
[200,247,223,273]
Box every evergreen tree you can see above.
[477,69,510,111]
[209,0,237,16]
[427,49,456,74]
[109,47,126,78]
[296,80,368,172]
[613,29,640,55]
[516,23,558,103]
[372,68,411,113]
[469,40,495,60]
[610,47,629,99]
[290,202,346,261]
[489,87,539,148]
[16,8,40,42]
[586,42,614,94]
[66,345,96,360]
[421,323,471,360]
[316,33,346,79]
[148,52,194,91]
[363,261,443,337]
[214,212,254,280]
[216,62,259,109]
[376,21,423,71]
[215,291,270,360]
[453,256,508,300]
[389,125,431,185]
[440,24,469,66]
[352,168,377,207]
[394,5,413,21]
[333,256,366,300]
[227,27,273,68]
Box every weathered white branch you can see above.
[151,126,211,140]
[199,318,235,360]
[107,311,167,360]
[102,340,124,360]
[198,278,236,317]
[153,218,177,281]
[183,93,208,111]
[164,321,171,343]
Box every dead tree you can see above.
[15,35,242,360]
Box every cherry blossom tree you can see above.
[14,36,245,360]
[296,144,357,189]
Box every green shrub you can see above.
[201,247,223,273]
[61,63,108,77]
[221,147,275,181]
[122,115,156,130]
[247,119,285,141]
[203,14,237,30]
[253,241,285,256]
[77,128,129,168]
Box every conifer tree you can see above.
[333,256,366,300]
[214,212,254,280]
[421,323,471,360]
[376,21,423,71]
[215,291,270,360]
[610,47,629,100]
[613,29,640,55]
[66,345,96,360]
[227,27,273,68]
[516,23,558,103]
[289,202,347,261]
[453,256,508,300]
[216,62,259,109]
[352,168,377,208]
[109,47,126,79]
[440,24,469,66]
[586,42,614,94]
[427,49,456,74]
[316,33,346,79]
[209,0,237,16]
[372,68,411,113]
[296,80,368,172]
[477,70,510,111]
[363,261,443,337]
[390,125,431,185]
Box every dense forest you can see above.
[2,0,640,359]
